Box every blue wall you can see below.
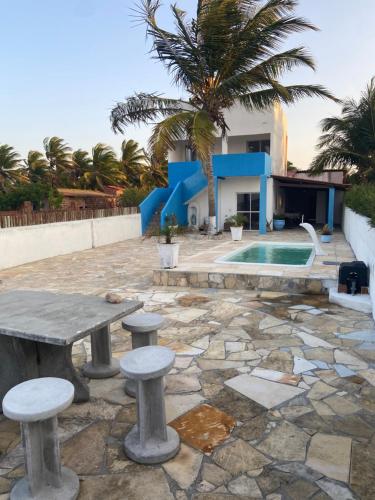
[139,187,172,234]
[213,152,270,177]
[161,182,187,227]
[168,161,201,188]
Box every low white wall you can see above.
[0,214,141,270]
[343,207,375,319]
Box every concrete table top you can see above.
[0,290,143,345]
[3,377,74,422]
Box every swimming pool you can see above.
[216,242,315,267]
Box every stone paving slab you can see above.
[0,234,373,499]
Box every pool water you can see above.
[219,243,314,266]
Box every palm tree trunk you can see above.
[203,157,216,233]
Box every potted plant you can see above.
[273,212,286,231]
[225,213,247,241]
[320,224,333,243]
[157,214,180,268]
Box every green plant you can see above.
[321,224,332,235]
[111,0,336,231]
[159,214,179,244]
[310,78,375,182]
[345,184,375,227]
[119,187,150,207]
[273,212,285,220]
[0,183,58,210]
[225,213,247,227]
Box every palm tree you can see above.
[0,144,26,191]
[72,149,92,187]
[141,150,168,188]
[82,143,125,190]
[119,139,149,187]
[310,77,375,182]
[43,136,73,187]
[23,150,50,184]
[110,0,336,230]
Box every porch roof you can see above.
[272,175,349,190]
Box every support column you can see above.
[259,175,268,235]
[82,325,120,379]
[328,187,335,230]
[215,177,219,230]
[221,136,228,154]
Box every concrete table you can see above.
[0,290,142,409]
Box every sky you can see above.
[1,0,375,169]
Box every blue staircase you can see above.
[140,162,207,234]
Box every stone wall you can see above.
[154,269,335,295]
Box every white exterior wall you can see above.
[343,207,375,319]
[0,214,141,271]
[218,177,260,229]
[186,190,209,227]
[169,103,287,175]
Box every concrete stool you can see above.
[120,345,180,464]
[3,377,79,500]
[83,325,120,379]
[122,313,165,397]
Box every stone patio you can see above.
[0,234,374,499]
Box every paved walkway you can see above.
[0,235,374,499]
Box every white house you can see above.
[140,103,345,234]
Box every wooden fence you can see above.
[0,207,139,229]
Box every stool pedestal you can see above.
[12,417,79,500]
[120,346,180,464]
[3,378,79,500]
[125,329,158,397]
[83,325,120,379]
[125,376,179,464]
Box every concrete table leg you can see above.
[125,330,157,397]
[11,417,79,500]
[37,343,89,403]
[124,376,179,464]
[82,326,120,379]
[0,337,37,412]
[1,337,89,410]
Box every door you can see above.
[237,193,260,230]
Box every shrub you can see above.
[345,184,375,227]
[119,187,150,207]
[0,183,62,211]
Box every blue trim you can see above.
[215,177,219,229]
[213,152,269,177]
[139,187,172,234]
[328,187,335,230]
[259,175,267,235]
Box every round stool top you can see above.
[120,345,175,380]
[122,313,165,333]
[2,377,74,422]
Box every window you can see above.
[185,146,197,162]
[237,192,260,230]
[246,139,270,155]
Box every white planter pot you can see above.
[230,226,243,241]
[158,243,180,269]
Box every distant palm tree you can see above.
[24,150,49,184]
[43,136,72,186]
[72,149,92,187]
[82,144,125,190]
[111,0,337,230]
[310,77,375,182]
[119,139,148,187]
[0,144,26,191]
[141,150,168,188]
